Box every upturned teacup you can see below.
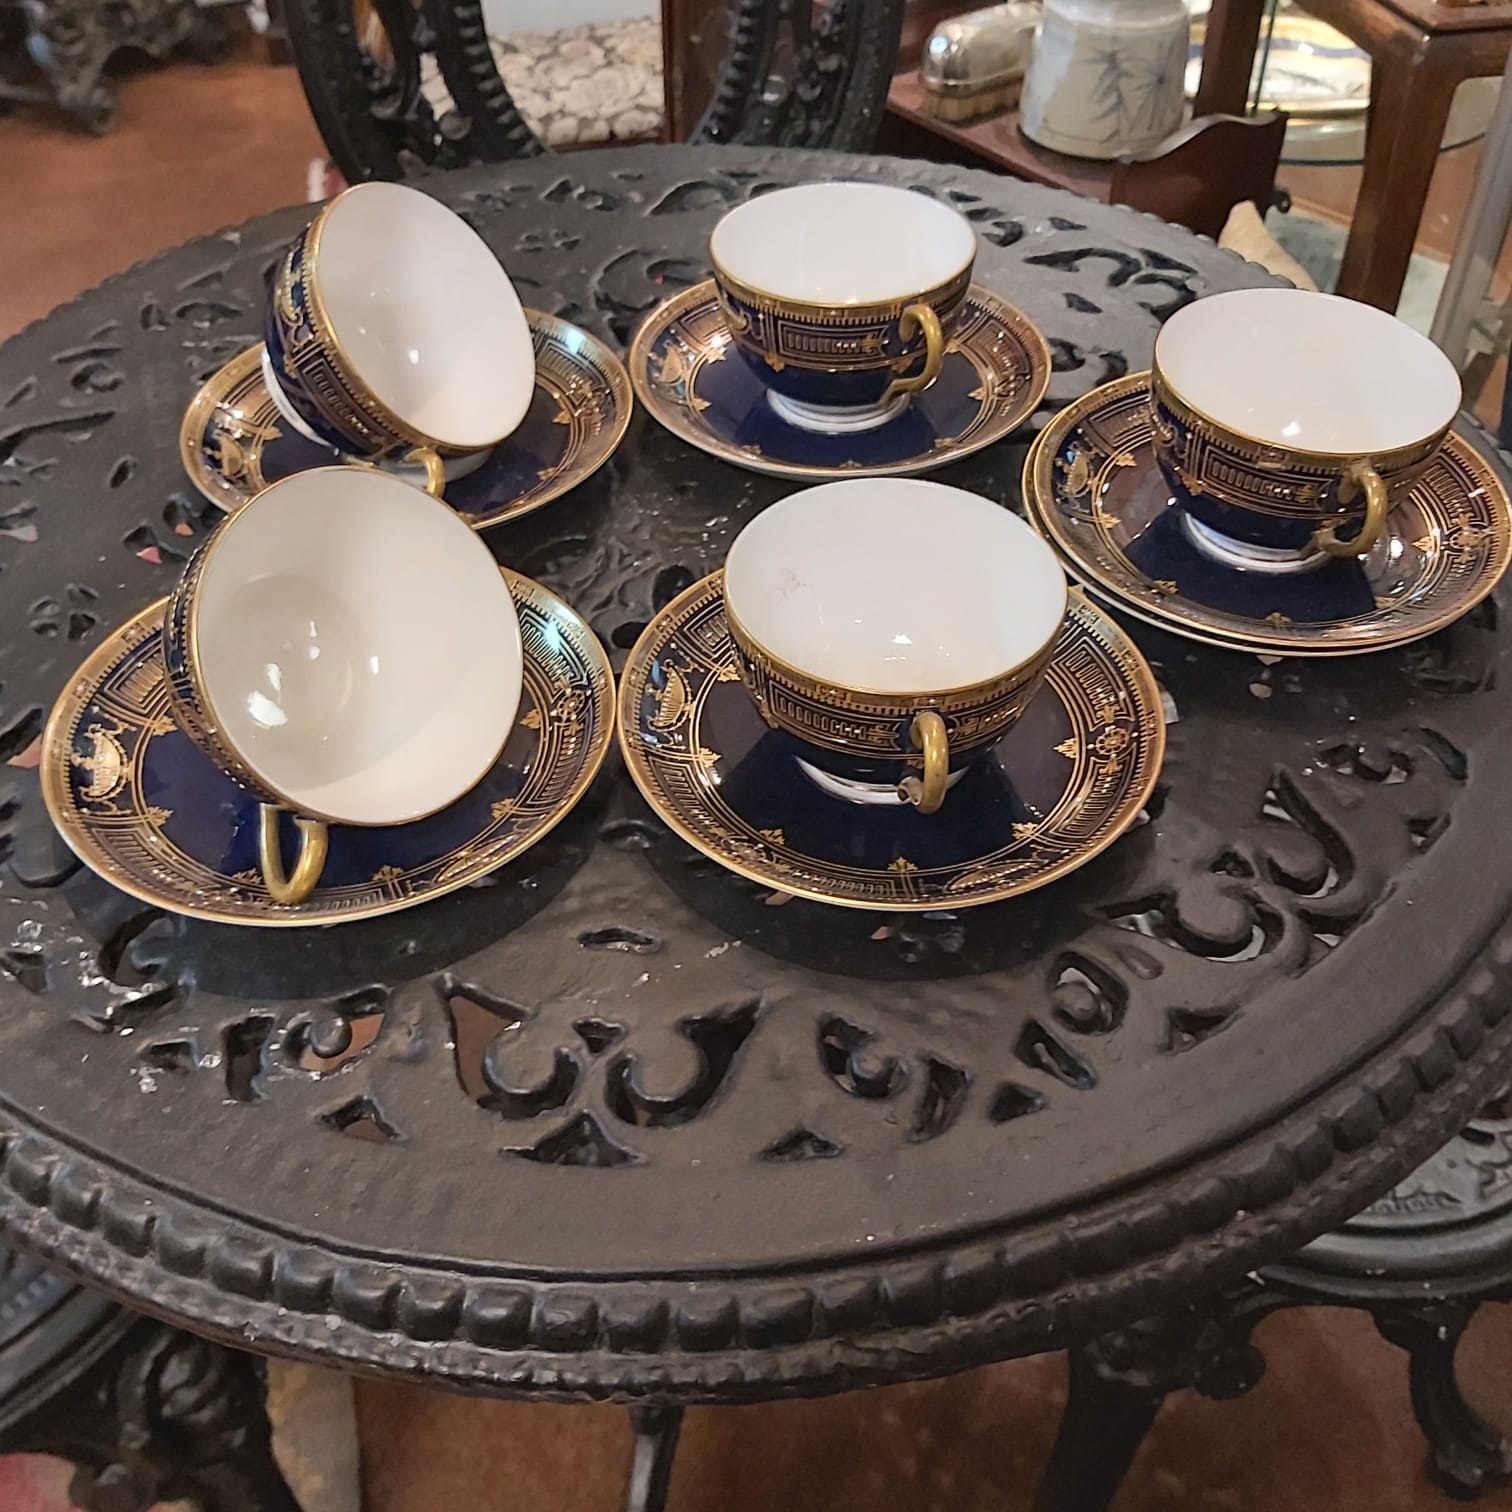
[709,182,977,435]
[162,464,523,905]
[1151,288,1462,562]
[722,479,1067,812]
[263,181,536,465]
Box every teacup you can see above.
[708,181,977,435]
[1151,288,1462,564]
[162,464,523,905]
[722,479,1066,812]
[263,181,536,469]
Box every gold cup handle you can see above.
[896,710,949,815]
[1314,460,1387,558]
[405,446,447,498]
[259,805,329,906]
[881,303,946,406]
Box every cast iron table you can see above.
[2,144,1512,1503]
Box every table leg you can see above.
[1375,1301,1512,1498]
[626,1404,683,1512]
[1032,1283,1287,1512]
[1192,0,1269,117]
[1335,47,1460,310]
[1030,1348,1164,1512]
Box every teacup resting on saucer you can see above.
[162,464,523,905]
[264,181,535,477]
[722,478,1066,812]
[1151,288,1462,568]
[709,182,976,436]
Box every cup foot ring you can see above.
[767,390,911,435]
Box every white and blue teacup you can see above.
[1151,289,1462,565]
[263,181,536,471]
[709,182,977,436]
[162,464,523,905]
[722,479,1067,812]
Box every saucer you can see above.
[617,573,1164,911]
[179,312,632,530]
[628,279,1051,480]
[41,571,613,926]
[1023,373,1512,657]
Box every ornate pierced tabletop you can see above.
[0,145,1510,1407]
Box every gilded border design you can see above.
[267,222,429,455]
[628,279,1052,481]
[40,571,614,926]
[179,317,632,530]
[617,572,1164,911]
[1150,367,1446,524]
[1022,372,1512,657]
[725,586,1055,759]
[709,257,974,326]
[713,264,972,376]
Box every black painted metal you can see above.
[0,1250,298,1511]
[1040,1117,1512,1508]
[0,147,1511,1409]
[626,1405,683,1512]
[295,0,907,184]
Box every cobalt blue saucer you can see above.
[628,278,1051,480]
[179,313,631,530]
[1024,373,1512,656]
[40,571,613,926]
[617,573,1164,911]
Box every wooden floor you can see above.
[6,45,1512,1512]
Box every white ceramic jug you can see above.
[1020,0,1190,160]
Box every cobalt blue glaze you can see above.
[220,376,575,523]
[131,723,529,887]
[693,673,1069,873]
[683,338,986,473]
[1125,507,1379,624]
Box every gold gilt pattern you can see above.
[40,571,614,927]
[713,265,971,374]
[629,279,1051,482]
[1023,372,1512,658]
[616,574,1164,911]
[726,588,1055,762]
[1151,365,1447,523]
[179,317,632,531]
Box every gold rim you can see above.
[41,571,614,927]
[708,250,974,323]
[177,343,267,504]
[173,478,522,824]
[1022,371,1512,657]
[616,574,1165,911]
[297,185,528,455]
[722,579,1062,704]
[1149,354,1457,463]
[628,279,1052,482]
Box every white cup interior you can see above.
[709,182,977,306]
[313,182,535,450]
[723,479,1067,693]
[1155,288,1462,455]
[193,468,522,825]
